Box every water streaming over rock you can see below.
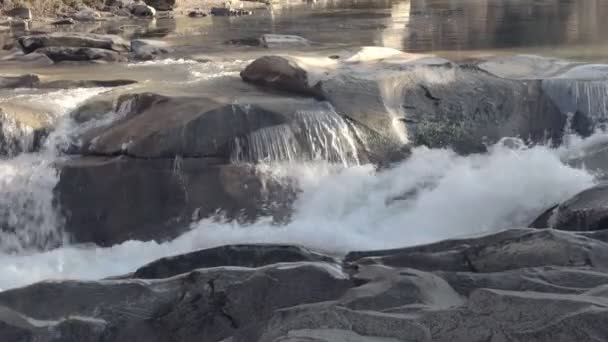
[232,102,362,166]
[0,88,108,253]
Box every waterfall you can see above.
[542,78,608,129]
[232,102,362,167]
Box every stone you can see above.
[144,0,175,11]
[260,34,310,49]
[242,49,568,155]
[131,3,156,17]
[18,33,131,54]
[0,102,52,156]
[6,7,32,20]
[3,229,608,341]
[39,79,137,89]
[188,9,207,17]
[54,156,295,246]
[72,8,101,21]
[130,39,171,60]
[0,51,54,66]
[0,74,39,88]
[37,46,126,63]
[133,244,337,279]
[531,184,608,231]
[51,18,75,25]
[211,7,253,16]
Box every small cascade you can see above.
[232,103,361,166]
[0,111,37,157]
[0,88,106,253]
[542,78,608,129]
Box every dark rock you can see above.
[40,79,137,89]
[4,229,608,341]
[54,156,295,246]
[241,56,324,98]
[18,33,131,54]
[188,9,207,17]
[0,74,39,88]
[6,7,32,20]
[532,184,608,231]
[37,46,126,62]
[345,228,608,272]
[51,18,75,25]
[226,37,261,46]
[133,244,336,279]
[144,0,175,11]
[131,3,156,17]
[70,99,115,124]
[211,7,253,16]
[241,50,567,155]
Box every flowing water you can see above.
[0,0,607,290]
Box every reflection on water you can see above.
[2,0,608,61]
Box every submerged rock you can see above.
[39,79,137,89]
[3,228,608,341]
[260,34,310,49]
[211,7,253,16]
[130,39,171,60]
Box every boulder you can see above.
[144,0,175,11]
[261,34,310,49]
[130,39,171,60]
[188,10,206,18]
[242,49,567,154]
[37,46,126,63]
[72,8,101,22]
[51,18,75,25]
[18,33,130,54]
[54,156,295,246]
[0,51,54,66]
[0,74,39,88]
[211,7,253,16]
[39,79,137,89]
[531,184,608,231]
[133,244,336,279]
[131,3,156,17]
[6,7,32,20]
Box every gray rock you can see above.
[37,46,126,62]
[532,184,608,231]
[54,156,295,246]
[0,74,39,88]
[18,33,131,54]
[72,8,101,22]
[51,18,76,25]
[260,34,310,49]
[40,79,137,89]
[131,3,156,17]
[211,7,253,16]
[6,7,32,20]
[130,39,171,60]
[0,51,54,65]
[241,50,566,155]
[133,244,337,279]
[144,0,175,10]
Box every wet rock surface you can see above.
[2,228,608,341]
[242,49,568,154]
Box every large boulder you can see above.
[144,0,175,10]
[531,184,608,231]
[18,33,130,54]
[242,48,567,154]
[55,156,295,246]
[36,46,127,62]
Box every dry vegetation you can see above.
[1,0,106,16]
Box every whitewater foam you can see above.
[0,135,597,290]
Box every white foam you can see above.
[0,135,596,290]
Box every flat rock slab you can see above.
[18,33,131,54]
[2,228,608,341]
